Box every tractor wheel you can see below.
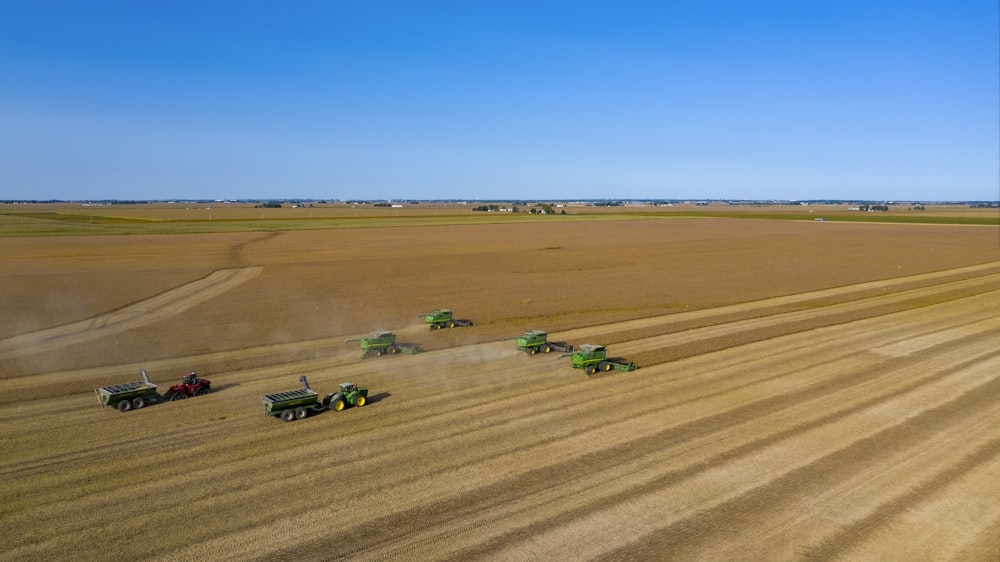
[132,397,146,409]
[280,409,296,422]
[433,323,442,330]
[448,321,456,328]
[195,387,210,396]
[170,392,188,401]
[586,365,598,375]
[387,345,398,354]
[598,361,611,372]
[294,407,309,420]
[332,399,346,412]
[355,395,366,407]
[529,347,537,355]
[543,344,552,353]
[117,399,133,412]
[373,349,382,357]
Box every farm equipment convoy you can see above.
[559,344,637,375]
[262,376,368,422]
[418,309,474,330]
[503,330,573,355]
[345,331,420,358]
[95,369,211,412]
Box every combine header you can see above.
[559,344,637,375]
[502,330,573,355]
[345,331,420,358]
[262,375,368,422]
[95,369,211,412]
[418,309,474,330]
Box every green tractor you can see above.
[418,309,474,330]
[262,376,369,422]
[345,331,420,358]
[559,344,637,375]
[502,330,573,355]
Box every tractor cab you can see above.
[339,382,357,394]
[182,372,198,385]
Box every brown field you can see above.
[1,216,999,560]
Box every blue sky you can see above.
[1,1,997,201]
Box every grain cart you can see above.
[559,344,637,375]
[502,330,573,355]
[95,369,161,412]
[345,331,420,358]
[418,309,474,330]
[262,375,368,422]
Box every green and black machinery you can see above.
[262,375,368,422]
[559,344,637,375]
[418,309,474,330]
[502,330,573,355]
[345,330,420,358]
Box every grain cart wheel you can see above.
[294,407,309,420]
[598,361,611,372]
[280,409,296,422]
[332,398,346,412]
[355,395,366,407]
[132,397,146,409]
[117,399,133,412]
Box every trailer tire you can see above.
[355,395,366,407]
[280,409,296,422]
[117,399,133,412]
[132,397,146,409]
[332,398,346,412]
[294,407,309,420]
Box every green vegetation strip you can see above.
[0,209,994,237]
[641,211,999,225]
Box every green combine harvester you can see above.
[345,331,420,358]
[418,309,474,330]
[262,375,368,422]
[502,330,573,355]
[559,344,637,375]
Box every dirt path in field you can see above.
[2,262,1000,561]
[0,267,262,363]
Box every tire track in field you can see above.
[0,267,262,361]
[259,317,1000,560]
[594,367,1000,561]
[152,286,996,552]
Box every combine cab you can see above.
[262,376,368,422]
[502,330,573,355]
[559,344,637,375]
[345,331,420,358]
[418,309,473,330]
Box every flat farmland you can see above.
[2,216,999,560]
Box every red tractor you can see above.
[162,372,211,401]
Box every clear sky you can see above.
[1,1,997,201]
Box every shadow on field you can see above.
[366,392,392,405]
[208,382,241,392]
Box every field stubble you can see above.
[1,217,999,560]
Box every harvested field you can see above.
[1,216,999,560]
